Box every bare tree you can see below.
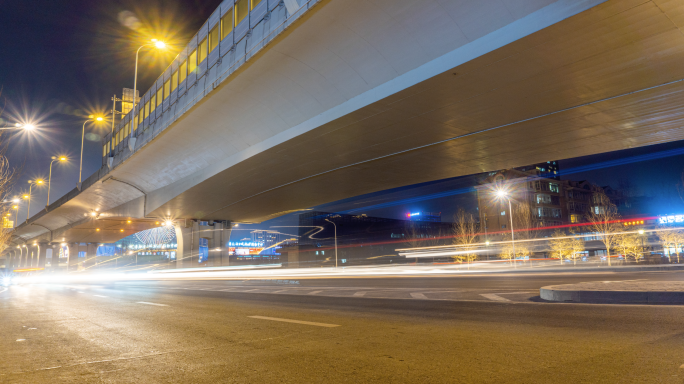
[452,209,479,268]
[0,92,18,256]
[617,233,641,264]
[548,229,571,265]
[568,232,586,266]
[658,230,683,263]
[585,190,622,266]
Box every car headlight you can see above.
[2,277,10,286]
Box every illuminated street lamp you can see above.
[494,188,516,268]
[12,203,19,228]
[0,122,35,131]
[47,156,67,208]
[324,218,338,268]
[25,179,44,222]
[132,39,166,133]
[79,115,104,189]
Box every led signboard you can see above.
[658,214,684,225]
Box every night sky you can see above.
[1,1,683,228]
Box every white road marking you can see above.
[248,316,340,327]
[353,291,367,297]
[307,290,323,295]
[242,289,260,292]
[216,288,237,292]
[480,293,511,302]
[410,293,428,299]
[274,290,290,293]
[498,291,538,295]
[77,291,85,294]
[16,339,25,342]
[93,295,108,298]
[0,287,8,294]
[136,302,168,307]
[27,328,37,330]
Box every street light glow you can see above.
[495,189,508,199]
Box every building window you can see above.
[144,101,150,119]
[156,88,163,107]
[550,183,559,193]
[251,0,263,9]
[236,0,248,25]
[536,194,551,204]
[171,71,178,91]
[501,224,506,229]
[501,211,506,216]
[221,10,233,40]
[570,214,581,224]
[150,93,156,113]
[102,144,107,157]
[164,79,171,99]
[179,61,187,84]
[198,37,207,63]
[188,50,197,74]
[209,25,219,53]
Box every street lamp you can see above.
[0,122,35,131]
[79,115,104,188]
[324,218,338,268]
[25,179,44,222]
[495,188,516,268]
[47,156,67,208]
[12,203,19,228]
[132,39,166,133]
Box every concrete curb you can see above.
[540,283,684,304]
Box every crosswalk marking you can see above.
[248,316,340,327]
[137,301,168,307]
[479,293,511,302]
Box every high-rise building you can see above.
[515,161,560,180]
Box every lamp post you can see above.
[25,180,44,223]
[79,116,104,189]
[495,189,516,268]
[12,199,19,228]
[47,156,67,208]
[324,218,338,268]
[132,39,166,133]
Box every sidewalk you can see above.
[540,281,684,304]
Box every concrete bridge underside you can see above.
[9,0,684,248]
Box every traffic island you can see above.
[540,281,684,304]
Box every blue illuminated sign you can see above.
[659,215,684,225]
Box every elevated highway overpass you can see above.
[6,0,684,268]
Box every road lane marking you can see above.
[480,293,511,302]
[93,295,108,298]
[0,288,7,294]
[353,291,367,297]
[242,289,260,292]
[248,316,340,327]
[16,339,25,342]
[307,290,323,295]
[410,293,428,299]
[498,291,538,295]
[274,289,290,293]
[136,302,168,307]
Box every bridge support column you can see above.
[86,243,98,269]
[174,220,231,269]
[68,243,80,272]
[37,242,48,269]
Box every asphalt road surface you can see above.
[2,270,684,383]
